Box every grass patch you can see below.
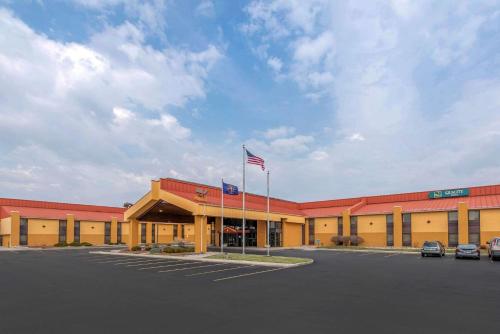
[207,253,311,264]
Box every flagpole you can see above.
[242,144,246,255]
[266,170,270,256]
[221,178,224,254]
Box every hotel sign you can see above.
[428,188,469,199]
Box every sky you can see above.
[0,0,500,206]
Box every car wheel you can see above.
[492,256,497,262]
[421,253,425,257]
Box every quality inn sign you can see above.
[428,188,469,199]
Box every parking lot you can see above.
[1,248,500,333]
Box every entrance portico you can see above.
[124,178,306,253]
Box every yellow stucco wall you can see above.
[156,224,175,243]
[121,222,129,243]
[480,209,500,245]
[411,212,448,247]
[0,217,11,235]
[27,219,59,246]
[80,221,104,245]
[184,224,195,242]
[314,217,337,246]
[357,215,386,247]
[283,221,303,247]
[257,220,266,247]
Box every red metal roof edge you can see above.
[299,183,500,208]
[0,197,125,214]
[160,178,301,207]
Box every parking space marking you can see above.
[213,267,286,282]
[87,257,127,262]
[94,258,149,264]
[185,265,254,277]
[126,260,176,267]
[137,261,198,270]
[358,253,374,256]
[158,263,228,273]
[384,253,399,258]
[111,258,169,265]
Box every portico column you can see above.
[214,217,221,247]
[393,206,403,247]
[342,210,351,237]
[111,218,118,244]
[128,219,139,250]
[66,214,75,244]
[146,223,152,244]
[257,220,266,248]
[194,215,207,253]
[458,202,468,244]
[10,211,20,247]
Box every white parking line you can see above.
[185,265,254,277]
[158,263,227,273]
[87,257,126,262]
[358,253,373,256]
[126,260,175,267]
[213,267,286,282]
[137,261,198,270]
[95,258,149,264]
[384,253,399,258]
[113,259,166,265]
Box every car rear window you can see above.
[423,242,437,247]
[459,244,477,250]
[494,239,500,246]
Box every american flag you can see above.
[246,149,265,171]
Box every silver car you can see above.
[487,238,500,261]
[455,244,481,260]
[421,241,446,257]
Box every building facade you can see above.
[1,179,500,252]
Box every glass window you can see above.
[402,213,411,247]
[74,221,80,243]
[151,224,156,244]
[117,222,122,244]
[173,224,178,239]
[59,220,67,243]
[386,214,394,246]
[338,217,343,236]
[141,223,146,243]
[350,216,358,236]
[448,211,458,247]
[468,210,480,245]
[20,218,28,246]
[308,218,315,245]
[104,222,111,244]
[181,225,185,239]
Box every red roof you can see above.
[0,198,125,221]
[160,178,304,216]
[159,179,500,217]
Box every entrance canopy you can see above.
[136,200,193,224]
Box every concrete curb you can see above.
[90,251,314,268]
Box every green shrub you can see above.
[54,242,68,247]
[131,245,142,251]
[68,241,81,247]
[163,246,195,254]
[80,242,93,247]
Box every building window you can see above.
[468,210,480,245]
[151,224,156,244]
[448,211,458,247]
[269,221,282,247]
[350,216,358,236]
[19,218,28,246]
[181,225,185,239]
[173,224,178,239]
[74,221,80,243]
[59,220,67,243]
[117,222,122,244]
[402,213,412,247]
[386,214,394,246]
[338,217,343,237]
[104,222,111,244]
[308,218,315,245]
[141,223,146,243]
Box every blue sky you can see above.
[0,0,499,206]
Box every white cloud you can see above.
[347,133,365,142]
[263,126,295,139]
[267,56,282,72]
[309,150,329,161]
[0,8,226,204]
[196,0,215,18]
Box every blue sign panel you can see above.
[428,188,469,199]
